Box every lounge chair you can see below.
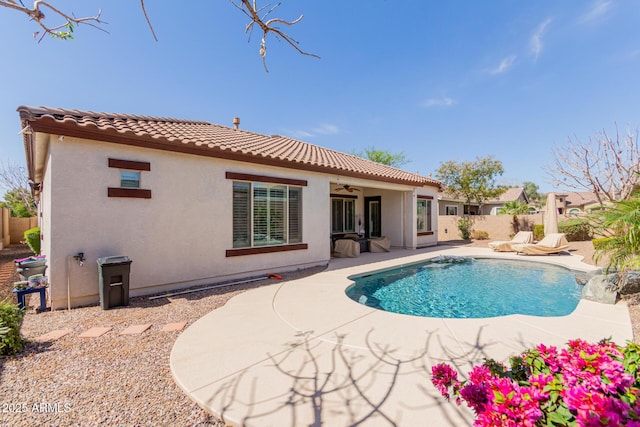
[488,231,534,252]
[512,233,570,255]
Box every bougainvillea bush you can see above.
[431,339,640,426]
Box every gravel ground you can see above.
[0,250,325,427]
[0,241,636,426]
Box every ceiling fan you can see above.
[334,184,360,192]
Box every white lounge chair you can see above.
[488,231,534,252]
[512,233,570,255]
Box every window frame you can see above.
[120,170,141,188]
[417,196,433,235]
[107,158,151,199]
[226,172,307,257]
[331,196,357,234]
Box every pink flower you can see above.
[431,363,460,401]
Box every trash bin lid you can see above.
[97,256,132,265]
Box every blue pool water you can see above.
[345,258,582,318]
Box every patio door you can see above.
[365,196,381,238]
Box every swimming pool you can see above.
[345,257,583,318]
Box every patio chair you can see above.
[369,236,391,253]
[333,239,360,258]
[512,233,570,255]
[488,231,534,252]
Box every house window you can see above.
[445,205,458,216]
[120,171,141,188]
[417,198,432,233]
[331,198,356,233]
[232,181,303,248]
[108,158,151,199]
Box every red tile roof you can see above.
[439,187,527,204]
[18,106,440,188]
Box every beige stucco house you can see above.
[18,106,441,309]
[438,187,529,216]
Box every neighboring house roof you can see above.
[564,191,600,208]
[18,106,441,189]
[438,187,528,205]
[487,187,528,205]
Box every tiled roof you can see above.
[439,187,526,204]
[18,106,440,188]
[564,191,599,207]
[492,187,526,203]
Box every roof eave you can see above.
[24,115,436,188]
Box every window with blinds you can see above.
[233,181,303,248]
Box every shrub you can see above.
[24,226,40,255]
[0,300,24,356]
[558,218,593,241]
[471,230,489,240]
[592,237,607,251]
[432,339,640,427]
[457,217,473,240]
[533,224,544,241]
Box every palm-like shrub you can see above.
[499,201,530,234]
[591,193,640,273]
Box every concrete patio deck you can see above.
[170,245,633,427]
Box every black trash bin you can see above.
[97,256,132,310]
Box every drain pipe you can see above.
[148,274,282,300]
[66,256,71,310]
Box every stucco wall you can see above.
[0,207,9,249]
[8,217,38,245]
[438,213,544,241]
[44,136,332,309]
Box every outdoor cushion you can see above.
[369,236,391,253]
[333,239,360,258]
[512,233,570,255]
[488,231,534,252]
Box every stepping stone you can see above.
[119,324,152,335]
[34,329,72,342]
[78,327,112,338]
[161,321,187,332]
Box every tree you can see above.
[0,0,317,71]
[1,189,35,217]
[591,191,640,274]
[522,181,540,204]
[0,162,36,217]
[435,156,505,214]
[353,147,409,168]
[546,124,640,204]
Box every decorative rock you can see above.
[582,274,618,304]
[574,270,601,286]
[429,255,474,264]
[619,271,640,295]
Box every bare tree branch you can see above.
[545,124,640,203]
[232,0,319,71]
[2,1,317,68]
[140,0,158,42]
[0,0,108,40]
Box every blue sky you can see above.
[1,0,638,193]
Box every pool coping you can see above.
[170,246,632,427]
